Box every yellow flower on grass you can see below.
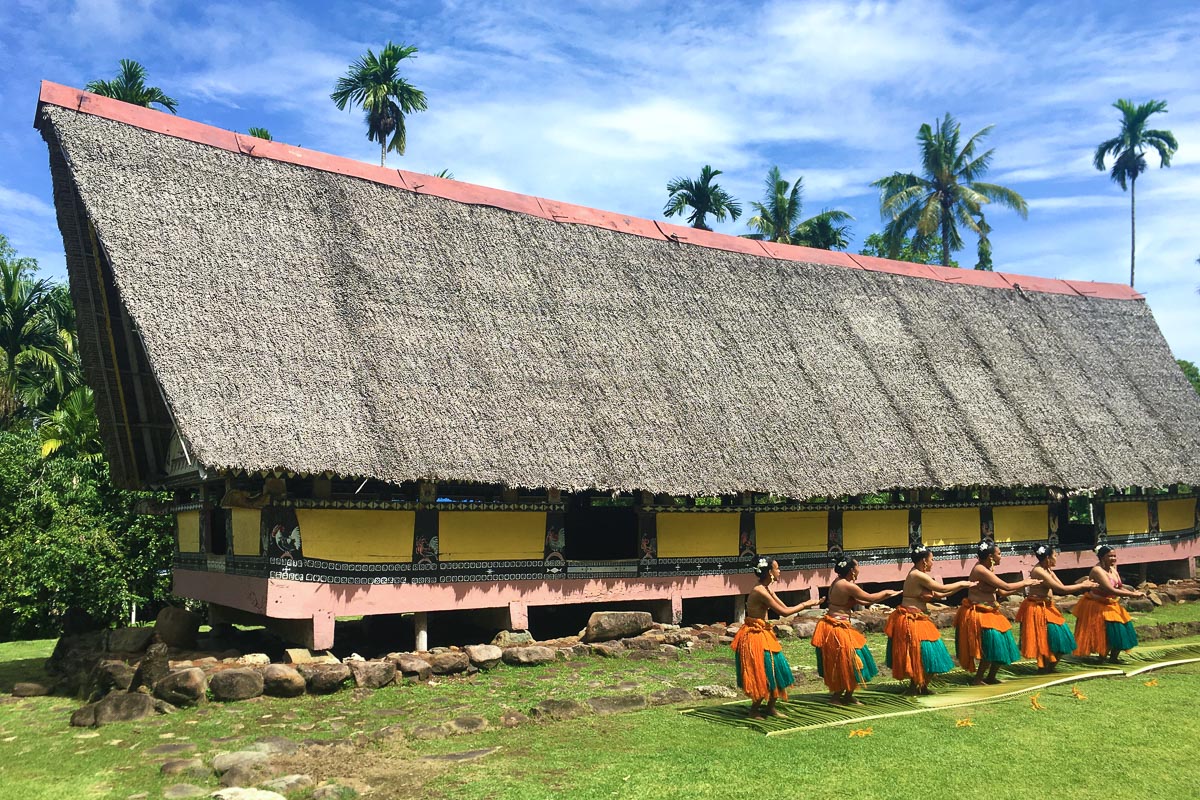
[1030,693,1045,710]
[1071,686,1087,701]
[955,718,973,728]
[848,727,873,738]
[1144,679,1159,687]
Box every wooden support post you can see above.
[413,612,429,652]
[733,594,746,623]
[508,601,529,631]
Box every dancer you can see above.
[885,546,976,695]
[1072,545,1145,663]
[731,557,821,717]
[955,540,1042,685]
[812,556,901,705]
[1017,544,1096,672]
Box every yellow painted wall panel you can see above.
[922,507,980,546]
[176,510,200,553]
[657,513,740,557]
[994,505,1047,542]
[843,509,907,550]
[755,511,828,554]
[297,509,415,563]
[1159,498,1197,533]
[439,511,545,561]
[231,509,261,557]
[1104,502,1148,536]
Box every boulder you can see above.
[236,653,271,666]
[107,626,156,653]
[590,642,624,658]
[499,710,530,727]
[772,625,794,639]
[1126,598,1154,613]
[464,644,503,669]
[69,703,97,728]
[491,630,534,647]
[262,664,306,697]
[388,653,433,681]
[854,610,890,634]
[247,736,300,756]
[444,715,489,734]
[428,651,470,675]
[283,648,339,665]
[212,750,270,775]
[154,668,207,707]
[648,687,694,705]
[501,646,556,666]
[349,660,396,689]
[90,659,136,698]
[90,691,155,726]
[154,607,201,649]
[261,775,314,794]
[529,698,588,720]
[12,682,50,697]
[219,761,277,788]
[695,685,738,699]
[304,663,352,694]
[209,668,264,701]
[587,694,648,715]
[130,643,170,692]
[582,611,653,643]
[623,636,658,651]
[160,757,211,780]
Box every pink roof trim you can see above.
[35,81,1144,301]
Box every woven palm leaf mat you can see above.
[681,641,1200,736]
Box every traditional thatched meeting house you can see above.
[34,81,1200,648]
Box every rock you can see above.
[91,659,137,698]
[854,610,890,634]
[261,775,314,794]
[529,698,587,720]
[1139,625,1162,641]
[627,650,666,661]
[91,692,155,726]
[1126,598,1154,613]
[313,787,358,800]
[1147,590,1164,607]
[12,682,50,697]
[662,631,695,646]
[154,607,201,649]
[648,687,694,705]
[305,664,352,694]
[587,694,648,714]
[70,703,98,727]
[219,761,276,788]
[162,785,208,799]
[930,609,958,629]
[146,742,198,756]
[212,750,270,775]
[130,643,170,693]
[349,660,395,689]
[695,685,739,699]
[388,653,433,682]
[283,648,339,665]
[772,625,794,639]
[718,636,735,645]
[501,646,556,666]
[1162,584,1200,602]
[247,736,300,756]
[583,611,653,643]
[262,665,306,697]
[428,652,470,675]
[499,710,529,727]
[724,624,742,636]
[590,642,624,658]
[210,789,288,800]
[464,644,503,669]
[159,757,210,780]
[236,653,271,667]
[624,636,658,651]
[108,627,156,653]
[409,724,449,740]
[154,668,207,707]
[210,668,264,701]
[153,698,178,715]
[491,630,534,647]
[445,715,489,734]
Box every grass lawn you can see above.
[2,604,1198,800]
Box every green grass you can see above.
[2,603,1199,799]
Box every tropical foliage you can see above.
[247,127,273,140]
[663,165,741,230]
[871,113,1027,267]
[331,42,428,166]
[859,232,957,267]
[1093,99,1178,287]
[743,166,853,248]
[1179,360,1200,396]
[85,59,177,113]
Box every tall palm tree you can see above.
[742,166,852,248]
[663,165,741,230]
[331,42,428,166]
[872,113,1027,267]
[1093,99,1179,288]
[85,59,177,113]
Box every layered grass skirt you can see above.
[1016,596,1077,667]
[884,606,955,686]
[955,600,1020,672]
[732,617,795,702]
[811,615,879,693]
[1071,594,1139,656]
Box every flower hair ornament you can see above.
[977,539,995,554]
[835,558,850,571]
[755,556,771,571]
[1034,544,1050,559]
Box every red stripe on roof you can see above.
[34,80,1143,301]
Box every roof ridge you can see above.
[34,80,1143,301]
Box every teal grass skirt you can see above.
[1106,620,1139,651]
[886,638,956,675]
[1046,621,1077,655]
[815,645,880,683]
[980,627,1021,664]
[735,650,795,693]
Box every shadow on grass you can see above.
[0,658,50,693]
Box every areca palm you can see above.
[85,60,177,113]
[872,113,1027,267]
[331,42,428,166]
[39,386,103,462]
[663,165,741,230]
[742,166,853,248]
[1093,99,1178,288]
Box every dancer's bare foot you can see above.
[767,707,785,717]
[919,685,934,695]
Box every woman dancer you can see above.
[1016,544,1096,672]
[812,556,901,705]
[731,557,821,717]
[885,546,976,695]
[1072,545,1145,663]
[955,540,1041,685]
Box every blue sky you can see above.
[2,0,1197,362]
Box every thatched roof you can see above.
[35,82,1200,495]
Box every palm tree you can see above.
[663,165,741,230]
[742,166,852,247]
[331,42,428,166]
[1093,99,1179,288]
[872,113,1027,267]
[39,386,103,462]
[85,59,177,113]
[247,128,273,141]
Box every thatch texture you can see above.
[37,102,1200,495]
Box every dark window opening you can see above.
[207,507,228,556]
[565,495,638,561]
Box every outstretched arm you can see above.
[973,565,1041,593]
[1033,567,1097,595]
[845,583,902,605]
[758,586,821,616]
[1090,568,1145,599]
